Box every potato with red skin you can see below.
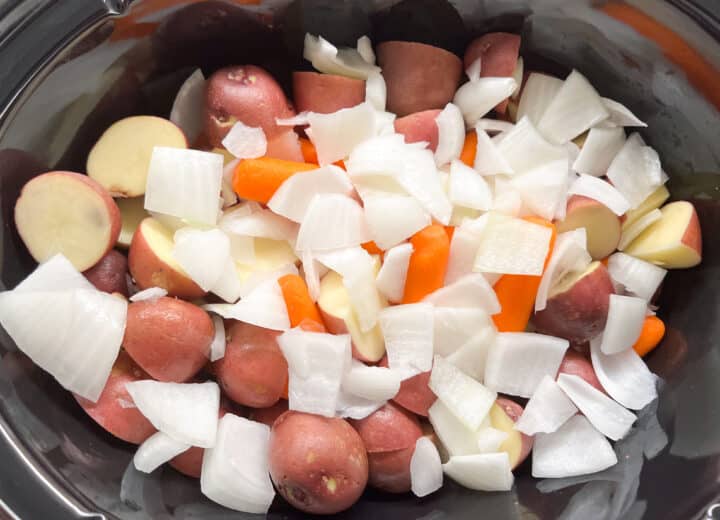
[83,249,128,295]
[557,350,604,393]
[74,351,156,444]
[557,195,621,260]
[270,411,368,515]
[367,446,416,493]
[379,356,436,416]
[205,65,295,147]
[293,71,366,114]
[123,297,213,382]
[249,400,289,428]
[350,401,423,453]
[377,41,462,117]
[463,33,521,113]
[394,110,441,151]
[492,397,533,469]
[214,321,287,408]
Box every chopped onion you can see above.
[473,213,553,276]
[433,307,492,357]
[532,415,617,478]
[572,126,626,177]
[537,70,610,144]
[15,254,94,292]
[535,229,592,312]
[496,116,568,174]
[211,256,242,304]
[379,303,434,380]
[473,128,514,175]
[396,147,453,224]
[301,250,324,302]
[590,336,658,410]
[444,226,484,285]
[342,361,401,402]
[125,381,219,447]
[267,129,305,162]
[410,437,443,497]
[145,147,223,226]
[362,193,431,250]
[365,72,386,111]
[238,262,298,299]
[606,252,666,301]
[129,287,168,302]
[424,273,500,315]
[209,315,226,361]
[200,414,275,514]
[220,203,298,242]
[449,160,493,210]
[335,390,385,420]
[304,34,381,79]
[446,327,496,381]
[511,159,569,220]
[568,174,631,216]
[204,279,290,331]
[221,122,267,159]
[557,374,636,441]
[453,77,517,127]
[606,133,663,208]
[517,72,563,124]
[134,431,190,473]
[278,328,351,417]
[221,158,239,208]
[484,332,569,398]
[476,427,509,453]
[375,242,413,303]
[514,375,578,435]
[511,57,524,99]
[476,119,514,134]
[356,35,375,64]
[435,103,465,166]
[602,97,647,127]
[172,228,231,291]
[169,69,206,144]
[275,112,310,127]
[296,194,370,251]
[443,452,514,491]
[600,294,647,354]
[491,175,524,216]
[428,399,482,456]
[307,102,377,165]
[429,356,496,431]
[618,209,662,251]
[466,57,482,82]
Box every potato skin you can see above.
[249,400,289,428]
[394,110,441,152]
[214,321,287,408]
[367,446,416,493]
[74,350,156,444]
[557,350,604,393]
[494,397,533,468]
[350,401,423,453]
[293,71,366,114]
[463,33,521,113]
[205,65,295,146]
[379,357,436,417]
[270,411,368,515]
[123,297,213,382]
[83,249,128,295]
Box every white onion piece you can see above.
[444,226,483,285]
[511,159,569,220]
[346,132,407,176]
[278,329,351,417]
[443,452,514,491]
[204,280,290,331]
[435,103,465,166]
[446,327,496,381]
[342,362,401,402]
[511,57,524,99]
[476,427,509,453]
[396,147,453,224]
[453,77,517,127]
[535,229,592,312]
[532,415,617,478]
[379,303,434,380]
[275,112,310,127]
[602,97,647,127]
[572,126,626,177]
[484,332,569,398]
[134,431,190,473]
[606,133,663,209]
[209,315,226,361]
[221,158,239,208]
[0,287,126,402]
[365,72,386,111]
[433,307,492,357]
[411,437,443,497]
[301,250,324,302]
[356,35,375,64]
[169,69,205,144]
[200,414,275,514]
[428,400,481,456]
[267,129,305,162]
[537,70,609,144]
[606,252,666,301]
[296,194,370,251]
[221,122,267,159]
[600,294,647,354]
[476,119,514,134]
[375,242,413,303]
[335,388,384,420]
[557,374,636,441]
[220,203,298,241]
[514,375,578,435]
[15,254,94,292]
[304,34,380,79]
[172,228,231,291]
[473,128,513,176]
[517,72,563,125]
[618,209,662,251]
[466,57,482,82]
[126,381,219,447]
[473,213,553,276]
[363,194,431,250]
[144,147,223,226]
[449,160,493,210]
[237,263,298,299]
[429,356,496,431]
[212,257,244,304]
[491,175,523,216]
[424,273,500,315]
[496,116,568,174]
[590,336,658,410]
[129,287,168,302]
[568,174,630,216]
[307,102,377,165]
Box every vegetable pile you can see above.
[0,29,702,516]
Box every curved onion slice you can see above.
[466,57,482,82]
[356,35,375,64]
[512,159,569,220]
[275,112,310,127]
[221,203,298,241]
[411,437,443,497]
[296,194,370,251]
[606,253,666,301]
[568,174,630,216]
[590,336,658,410]
[172,228,231,291]
[514,375,577,435]
[618,209,662,251]
[126,381,220,447]
[134,431,190,473]
[301,250,324,302]
[532,415,617,478]
[342,361,401,402]
[307,102,377,165]
[496,117,567,174]
[606,133,663,209]
[435,103,465,166]
[572,126,626,177]
[433,307,492,357]
[511,57,524,99]
[535,229,591,312]
[221,122,267,159]
[428,400,480,456]
[200,414,275,514]
[600,294,647,354]
[363,194,431,250]
[445,327,496,381]
[204,280,290,331]
[443,452,513,491]
[424,273,500,315]
[375,243,413,303]
[474,128,513,175]
[517,72,563,125]
[602,98,647,127]
[335,390,385,420]
[129,287,168,302]
[304,34,380,80]
[449,160,492,210]
[169,69,206,144]
[15,254,94,292]
[379,303,434,380]
[209,314,226,361]
[221,158,239,208]
[365,72,386,111]
[453,77,517,127]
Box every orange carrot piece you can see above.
[278,274,326,331]
[362,241,384,256]
[633,316,666,357]
[460,131,478,167]
[445,226,455,241]
[281,376,289,400]
[402,225,451,303]
[492,217,557,332]
[299,137,319,164]
[600,257,609,267]
[232,157,316,204]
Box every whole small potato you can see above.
[557,350,604,393]
[74,350,156,444]
[214,321,287,408]
[351,401,423,453]
[123,297,213,382]
[293,71,366,114]
[367,446,416,493]
[205,65,295,147]
[83,249,129,295]
[270,411,368,515]
[379,357,436,417]
[249,400,289,428]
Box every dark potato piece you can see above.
[83,249,129,295]
[293,71,366,114]
[249,400,289,428]
[394,109,441,152]
[379,356,436,416]
[351,401,423,453]
[464,33,521,113]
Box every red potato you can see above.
[622,185,670,230]
[205,65,296,147]
[83,250,129,296]
[293,71,366,114]
[624,201,702,269]
[214,321,287,408]
[557,350,604,393]
[266,129,305,162]
[377,41,462,117]
[491,398,533,469]
[463,33,521,113]
[350,402,423,453]
[394,109,442,151]
[270,411,368,515]
[557,195,622,260]
[379,356,436,417]
[249,400,289,428]
[74,350,156,444]
[128,217,206,299]
[14,171,121,271]
[533,261,615,344]
[123,297,214,382]
[367,446,416,493]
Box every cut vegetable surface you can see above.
[443,452,514,492]
[380,303,434,380]
[514,375,578,435]
[600,294,647,354]
[410,437,443,497]
[556,195,621,261]
[134,431,190,473]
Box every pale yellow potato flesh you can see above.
[622,185,670,231]
[489,404,522,468]
[115,196,148,248]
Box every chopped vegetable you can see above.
[402,225,451,304]
[232,157,317,204]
